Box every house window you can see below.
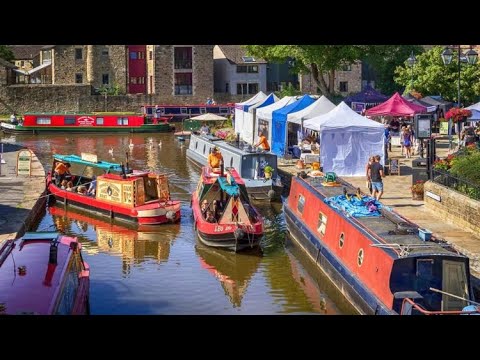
[75,73,83,84]
[174,47,192,69]
[149,51,153,60]
[130,51,137,60]
[249,65,258,73]
[339,81,348,92]
[102,74,109,85]
[317,212,327,235]
[236,65,247,73]
[237,83,247,95]
[248,83,258,94]
[138,77,145,84]
[341,64,352,71]
[297,194,305,214]
[242,56,256,62]
[174,72,193,95]
[130,77,137,84]
[137,52,145,59]
[102,48,109,56]
[96,117,104,125]
[42,50,51,63]
[36,117,51,125]
[75,48,83,60]
[64,117,75,125]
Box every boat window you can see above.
[230,157,234,167]
[200,107,206,114]
[203,144,206,154]
[297,194,305,214]
[55,253,81,315]
[117,117,128,126]
[96,117,104,125]
[195,141,198,149]
[36,117,51,125]
[416,259,434,277]
[180,108,188,114]
[64,117,75,125]
[339,233,345,248]
[357,248,364,267]
[317,212,327,235]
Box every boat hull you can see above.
[196,229,262,252]
[284,204,395,315]
[1,122,174,134]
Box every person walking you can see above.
[368,155,384,201]
[365,156,375,196]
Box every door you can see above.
[442,260,469,311]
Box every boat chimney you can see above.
[220,159,224,177]
[236,132,240,146]
[49,243,58,265]
[120,162,127,179]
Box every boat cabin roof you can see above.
[298,176,463,258]
[194,134,276,159]
[54,154,123,172]
[0,232,79,315]
[201,167,245,186]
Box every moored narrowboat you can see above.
[284,174,480,315]
[191,166,264,252]
[47,153,181,225]
[0,232,90,315]
[1,112,174,134]
[187,132,283,201]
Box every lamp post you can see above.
[407,51,416,90]
[441,45,478,150]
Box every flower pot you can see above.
[264,172,272,180]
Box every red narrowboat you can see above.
[1,112,174,134]
[47,153,181,225]
[191,166,264,252]
[284,174,480,315]
[0,232,90,315]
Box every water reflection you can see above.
[48,205,179,274]
[196,244,262,307]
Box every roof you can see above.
[0,58,16,69]
[365,92,426,117]
[8,45,44,60]
[53,154,123,172]
[344,85,389,105]
[217,45,267,64]
[0,233,78,315]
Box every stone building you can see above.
[154,45,214,103]
[0,58,16,86]
[299,61,362,96]
[7,45,43,71]
[49,45,127,93]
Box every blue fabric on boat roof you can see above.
[53,154,123,172]
[324,195,382,217]
[217,176,239,196]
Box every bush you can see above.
[449,152,480,186]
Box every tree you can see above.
[245,45,369,98]
[0,45,14,62]
[394,46,480,106]
[362,45,424,95]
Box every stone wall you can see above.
[424,181,480,234]
[53,45,88,84]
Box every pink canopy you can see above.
[365,92,427,117]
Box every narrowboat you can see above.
[191,165,264,252]
[0,112,174,134]
[0,231,90,315]
[142,103,234,121]
[284,174,480,315]
[187,132,283,201]
[47,153,181,225]
[196,244,262,307]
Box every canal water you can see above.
[1,132,357,315]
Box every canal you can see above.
[1,132,357,315]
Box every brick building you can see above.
[299,61,362,96]
[0,58,16,86]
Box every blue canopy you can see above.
[271,94,315,156]
[344,85,389,105]
[53,154,123,172]
[217,176,239,196]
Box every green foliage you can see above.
[449,151,480,186]
[99,83,121,95]
[394,46,480,106]
[0,45,14,62]
[275,83,301,98]
[264,165,274,173]
[362,45,424,95]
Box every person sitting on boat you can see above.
[253,131,270,151]
[54,162,71,186]
[212,199,223,219]
[10,113,18,125]
[205,210,216,223]
[66,181,74,191]
[201,199,209,216]
[60,179,68,190]
[87,175,97,196]
[77,185,88,195]
[200,122,210,135]
[208,147,223,170]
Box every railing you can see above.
[431,168,480,200]
[401,298,480,315]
